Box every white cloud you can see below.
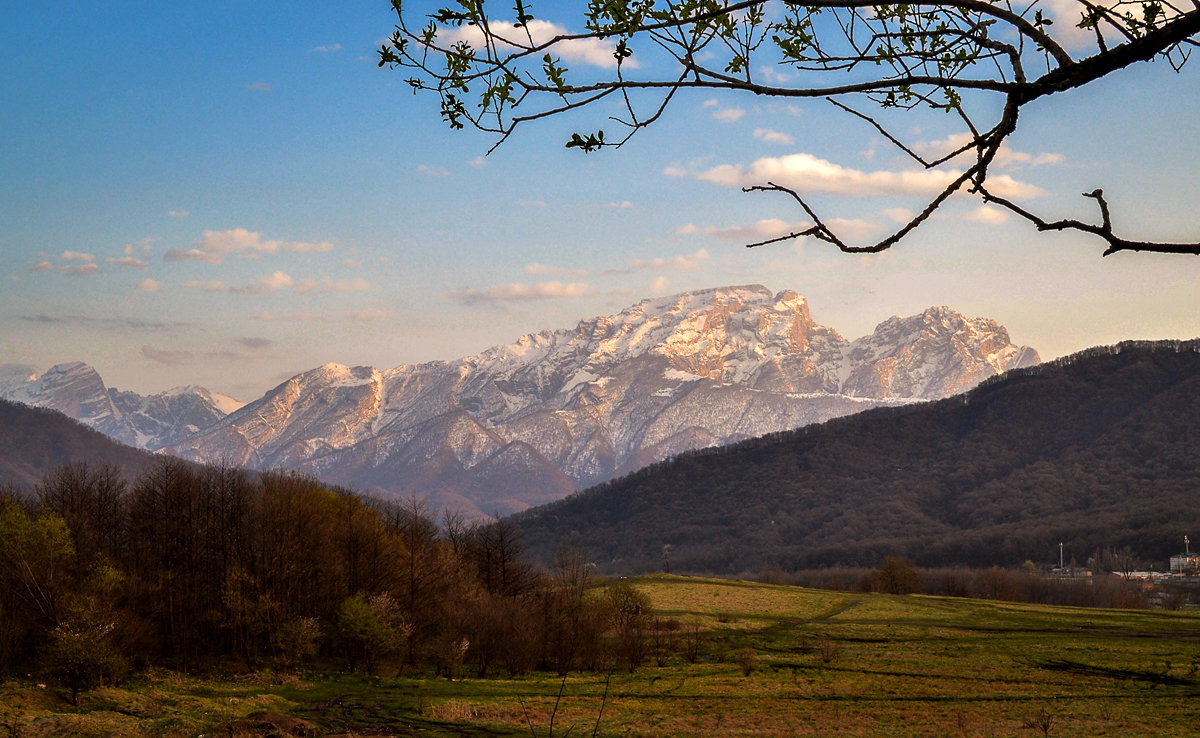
[963,205,1011,224]
[444,19,636,69]
[467,156,488,168]
[447,280,592,304]
[702,219,806,241]
[675,223,700,235]
[525,263,588,277]
[137,278,162,293]
[168,210,191,218]
[699,217,879,243]
[106,256,148,268]
[712,106,745,123]
[166,228,335,265]
[756,65,792,85]
[631,248,709,271]
[61,264,99,277]
[754,128,794,145]
[416,164,451,177]
[693,152,1044,199]
[199,228,334,256]
[650,276,671,293]
[343,259,363,268]
[662,166,689,178]
[311,43,342,53]
[884,207,915,223]
[245,81,273,92]
[60,251,94,262]
[913,133,1065,169]
[27,261,53,272]
[230,271,294,295]
[603,200,633,209]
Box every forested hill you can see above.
[0,399,165,489]
[514,341,1200,574]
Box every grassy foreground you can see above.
[3,574,1199,736]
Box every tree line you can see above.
[0,459,660,702]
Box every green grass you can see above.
[4,575,1199,736]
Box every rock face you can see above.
[0,362,243,450]
[167,285,1038,516]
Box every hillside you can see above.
[0,399,170,489]
[515,341,1200,572]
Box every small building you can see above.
[1169,553,1200,574]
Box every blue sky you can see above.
[3,1,1199,400]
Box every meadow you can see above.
[3,574,1198,737]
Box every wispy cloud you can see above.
[524,262,588,277]
[603,200,633,209]
[142,345,195,365]
[446,280,592,305]
[630,248,710,272]
[237,337,273,350]
[753,128,794,145]
[168,210,191,218]
[61,264,99,277]
[416,164,451,177]
[107,256,148,268]
[164,248,223,264]
[19,314,185,331]
[703,99,744,122]
[27,261,53,272]
[245,81,273,92]
[165,228,334,265]
[60,251,94,262]
[311,43,342,53]
[913,133,1064,169]
[692,152,1043,199]
[199,272,376,296]
[136,278,162,292]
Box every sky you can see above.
[2,1,1199,401]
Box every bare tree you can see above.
[381,0,1200,256]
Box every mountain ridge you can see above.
[169,285,1037,515]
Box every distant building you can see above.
[1169,553,1200,574]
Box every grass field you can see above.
[3,574,1198,736]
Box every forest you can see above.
[0,459,654,703]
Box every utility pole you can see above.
[1059,542,1064,571]
[1186,535,1191,555]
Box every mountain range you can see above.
[1,285,1037,515]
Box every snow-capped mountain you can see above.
[169,285,1039,516]
[0,362,244,450]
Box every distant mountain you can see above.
[0,362,243,450]
[169,285,1037,516]
[0,398,170,489]
[513,341,1200,573]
